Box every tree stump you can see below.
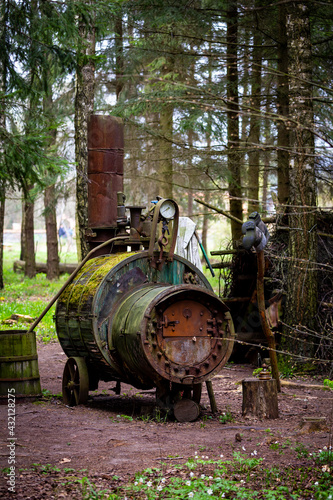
[242,378,279,419]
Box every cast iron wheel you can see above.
[62,357,89,406]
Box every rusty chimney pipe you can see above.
[87,115,125,251]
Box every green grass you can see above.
[0,244,77,342]
[202,267,227,296]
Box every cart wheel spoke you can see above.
[62,357,89,406]
[68,361,76,381]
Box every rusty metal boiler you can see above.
[55,115,235,421]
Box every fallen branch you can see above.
[13,260,78,275]
[194,199,243,225]
[280,380,330,391]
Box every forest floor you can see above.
[0,341,332,499]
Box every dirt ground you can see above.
[1,341,332,499]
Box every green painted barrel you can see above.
[55,250,235,389]
[0,330,41,397]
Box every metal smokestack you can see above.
[87,115,124,251]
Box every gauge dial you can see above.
[159,199,176,220]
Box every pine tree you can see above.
[284,1,318,356]
[0,0,75,285]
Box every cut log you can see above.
[211,262,233,269]
[174,399,200,422]
[14,260,77,275]
[242,377,279,419]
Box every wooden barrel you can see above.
[0,330,41,398]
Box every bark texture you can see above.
[75,11,95,260]
[44,184,59,280]
[115,14,124,100]
[285,2,317,355]
[43,83,59,280]
[24,187,36,279]
[247,25,262,215]
[0,196,4,289]
[159,102,173,199]
[227,1,243,245]
[242,378,279,419]
[20,202,26,261]
[277,3,290,207]
[0,0,7,289]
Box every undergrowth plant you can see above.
[277,356,297,379]
[22,448,333,500]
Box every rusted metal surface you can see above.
[160,300,213,337]
[87,115,124,231]
[143,287,234,385]
[110,283,233,387]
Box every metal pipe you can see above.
[194,230,215,277]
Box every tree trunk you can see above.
[44,184,59,280]
[227,0,242,246]
[42,70,59,280]
[115,13,124,101]
[0,194,4,289]
[247,25,262,215]
[201,50,213,252]
[285,2,317,356]
[0,0,7,289]
[187,127,194,217]
[24,186,36,279]
[262,98,272,214]
[75,8,95,260]
[240,28,250,158]
[159,103,173,199]
[277,3,290,207]
[201,191,210,252]
[20,201,26,261]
